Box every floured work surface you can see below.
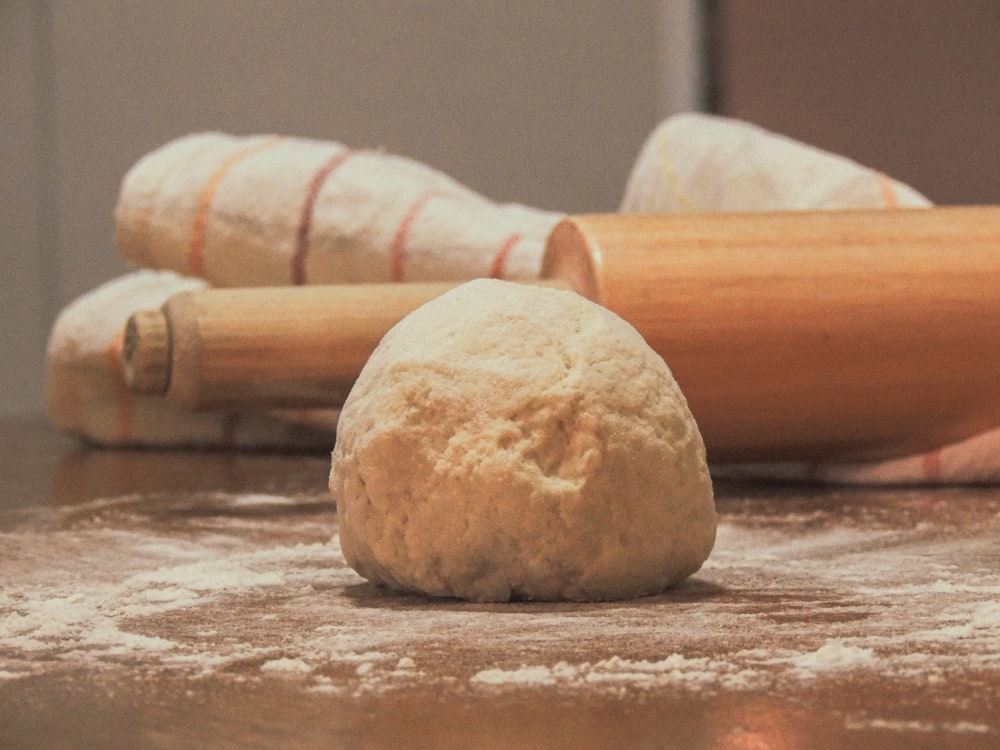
[1,417,998,749]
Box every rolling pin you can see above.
[123,206,1000,463]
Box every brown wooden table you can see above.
[2,416,998,749]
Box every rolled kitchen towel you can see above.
[621,113,930,213]
[116,133,561,287]
[46,270,337,449]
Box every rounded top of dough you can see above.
[330,279,715,602]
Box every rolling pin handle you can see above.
[122,309,171,397]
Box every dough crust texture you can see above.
[330,279,715,602]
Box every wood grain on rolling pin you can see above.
[124,207,1000,463]
[543,208,1000,461]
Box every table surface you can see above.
[1,416,998,749]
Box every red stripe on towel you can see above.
[292,147,356,285]
[488,233,522,279]
[921,449,943,482]
[389,190,442,282]
[876,172,900,209]
[188,137,284,278]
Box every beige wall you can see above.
[2,0,705,415]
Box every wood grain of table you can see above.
[1,416,997,749]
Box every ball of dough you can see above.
[330,279,715,602]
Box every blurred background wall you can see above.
[3,1,998,416]
[709,0,1000,206]
[2,0,705,415]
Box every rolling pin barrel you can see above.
[122,206,1000,463]
[543,207,1000,461]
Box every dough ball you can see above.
[330,279,715,602]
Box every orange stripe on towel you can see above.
[876,172,900,209]
[188,137,284,278]
[657,129,698,212]
[489,233,522,279]
[292,147,357,284]
[389,190,443,282]
[921,449,944,483]
[106,329,135,443]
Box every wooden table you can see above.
[2,416,998,749]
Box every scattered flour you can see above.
[261,657,313,676]
[129,560,286,591]
[473,665,558,687]
[1,487,998,724]
[779,640,878,678]
[230,494,299,507]
[844,717,994,735]
[472,655,763,692]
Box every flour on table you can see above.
[261,657,313,676]
[472,655,763,692]
[1,485,998,736]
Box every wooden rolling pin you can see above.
[123,206,1000,462]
